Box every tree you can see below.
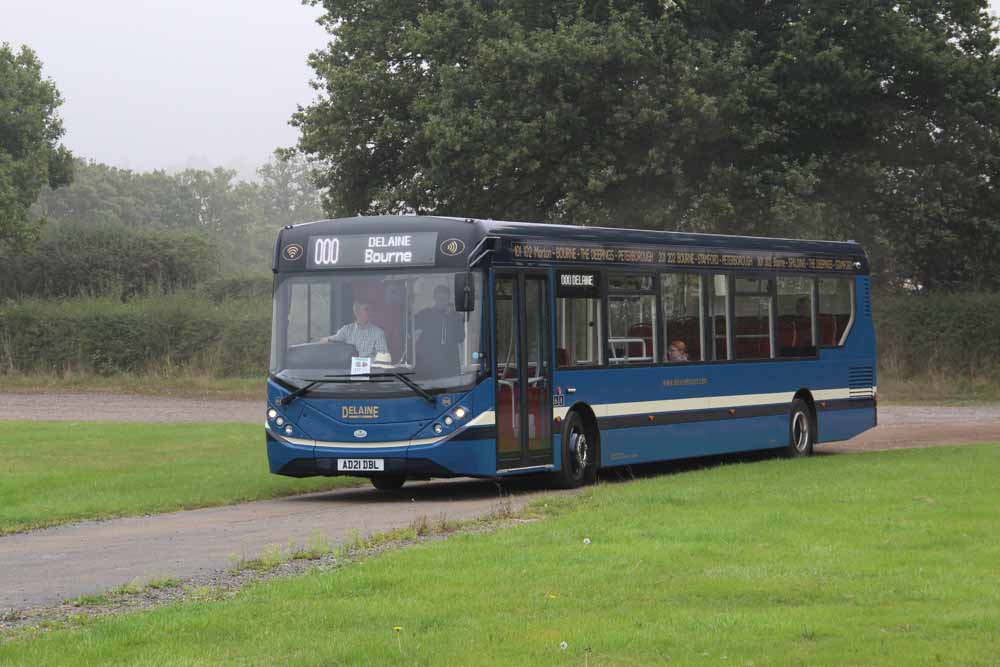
[257,150,324,228]
[294,0,1000,290]
[0,43,74,250]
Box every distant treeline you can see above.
[0,153,321,301]
[0,224,273,301]
[2,291,996,380]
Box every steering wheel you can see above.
[320,340,359,367]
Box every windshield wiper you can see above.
[379,371,436,405]
[276,378,340,405]
[314,372,436,405]
[279,372,436,405]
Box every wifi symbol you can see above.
[441,239,465,256]
[284,244,303,260]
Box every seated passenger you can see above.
[668,339,689,362]
[322,300,389,359]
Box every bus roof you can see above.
[274,215,869,275]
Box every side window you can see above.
[817,278,854,345]
[607,274,657,364]
[733,277,773,360]
[708,274,730,360]
[556,297,602,367]
[660,273,702,362]
[776,276,815,357]
[287,281,332,345]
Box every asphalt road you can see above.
[2,394,999,611]
[0,478,564,610]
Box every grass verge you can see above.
[0,371,261,400]
[2,445,998,665]
[4,369,1000,404]
[877,372,1000,405]
[0,422,357,535]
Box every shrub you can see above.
[2,289,997,381]
[199,275,273,303]
[0,292,270,376]
[874,292,1000,379]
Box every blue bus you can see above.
[266,216,876,490]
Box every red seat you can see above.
[818,315,838,346]
[627,323,653,360]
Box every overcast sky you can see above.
[4,0,327,179]
[5,1,1000,180]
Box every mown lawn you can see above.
[0,422,356,535]
[3,445,999,665]
[1,372,261,400]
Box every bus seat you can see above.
[778,317,797,348]
[818,314,837,345]
[627,323,653,360]
[834,314,850,342]
[556,347,569,367]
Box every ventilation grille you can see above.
[849,366,875,398]
[863,279,872,318]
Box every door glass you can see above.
[495,277,520,457]
[524,277,550,454]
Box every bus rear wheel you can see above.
[370,476,405,491]
[552,412,597,488]
[786,399,815,458]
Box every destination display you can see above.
[509,240,861,273]
[556,271,600,298]
[307,232,439,269]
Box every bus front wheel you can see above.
[786,399,815,458]
[371,476,406,491]
[552,412,597,488]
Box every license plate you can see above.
[337,458,385,472]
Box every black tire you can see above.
[786,398,815,458]
[552,411,597,488]
[370,476,406,491]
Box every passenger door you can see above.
[494,272,553,471]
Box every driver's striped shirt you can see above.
[330,322,389,359]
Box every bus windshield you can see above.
[270,270,483,395]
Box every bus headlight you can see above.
[267,408,278,420]
[276,416,285,427]
[444,416,454,426]
[433,423,444,434]
[453,407,467,420]
[284,424,294,435]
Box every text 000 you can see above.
[337,458,384,471]
[314,237,341,265]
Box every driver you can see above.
[322,300,389,359]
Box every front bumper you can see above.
[265,419,497,479]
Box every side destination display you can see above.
[508,240,862,274]
[556,271,600,298]
[308,232,439,269]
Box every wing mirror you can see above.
[454,271,476,312]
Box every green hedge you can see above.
[1,291,997,379]
[874,292,1000,379]
[198,275,273,303]
[0,294,270,376]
